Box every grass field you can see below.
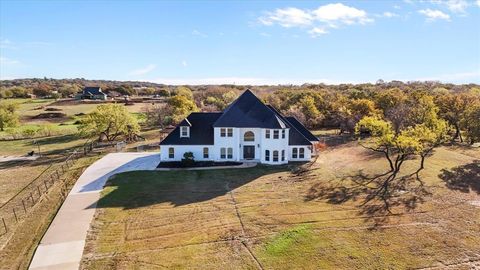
[81,143,480,269]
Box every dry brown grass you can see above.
[81,142,480,269]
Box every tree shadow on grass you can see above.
[439,160,480,194]
[90,164,290,209]
[304,170,431,228]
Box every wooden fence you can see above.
[0,141,97,239]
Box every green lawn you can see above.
[81,143,480,269]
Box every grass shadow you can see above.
[92,164,290,209]
[439,160,480,194]
[304,169,431,228]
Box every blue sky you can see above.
[1,0,479,84]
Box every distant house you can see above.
[159,89,320,165]
[76,87,107,100]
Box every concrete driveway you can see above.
[29,152,160,270]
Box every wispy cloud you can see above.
[381,11,399,18]
[129,64,157,76]
[0,39,16,49]
[192,29,208,38]
[258,3,373,37]
[430,0,470,13]
[0,56,20,65]
[418,9,451,21]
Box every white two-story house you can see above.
[159,90,319,165]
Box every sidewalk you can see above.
[29,152,160,270]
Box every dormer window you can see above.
[180,126,190,138]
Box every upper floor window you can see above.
[180,126,189,137]
[168,147,174,159]
[281,129,286,139]
[273,130,279,139]
[244,131,255,142]
[292,148,298,158]
[203,147,209,159]
[299,148,305,158]
[265,129,270,139]
[220,128,233,137]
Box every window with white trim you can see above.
[227,128,233,137]
[281,129,286,139]
[227,148,233,159]
[273,150,279,162]
[292,148,298,158]
[220,128,226,137]
[273,130,279,139]
[180,126,189,137]
[220,148,226,159]
[299,148,305,158]
[168,147,174,159]
[203,147,209,159]
[265,150,270,161]
[265,129,270,139]
[281,150,285,161]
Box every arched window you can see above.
[273,151,279,162]
[244,131,255,142]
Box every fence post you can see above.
[1,217,6,234]
[22,199,27,213]
[13,208,18,222]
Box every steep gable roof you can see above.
[213,90,287,128]
[160,112,222,145]
[285,117,320,142]
[267,105,315,146]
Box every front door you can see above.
[243,146,255,160]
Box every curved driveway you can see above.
[29,152,160,270]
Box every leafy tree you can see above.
[156,88,170,97]
[355,115,448,210]
[144,103,174,128]
[435,92,473,142]
[173,86,194,99]
[298,96,322,128]
[0,101,19,131]
[462,103,480,144]
[33,83,52,97]
[79,104,140,142]
[167,95,198,124]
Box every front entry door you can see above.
[243,146,255,160]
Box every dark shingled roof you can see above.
[83,87,105,96]
[286,117,320,142]
[160,112,222,145]
[160,90,319,146]
[213,90,287,128]
[267,105,315,146]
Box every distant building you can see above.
[76,87,107,100]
